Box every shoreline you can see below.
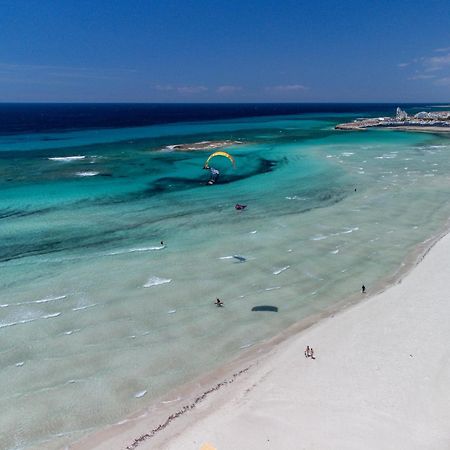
[69,221,450,450]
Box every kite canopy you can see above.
[204,151,235,168]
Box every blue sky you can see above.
[0,0,449,102]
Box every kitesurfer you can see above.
[204,164,220,184]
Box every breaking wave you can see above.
[273,266,290,275]
[48,156,86,162]
[144,276,172,288]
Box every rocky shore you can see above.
[336,107,450,132]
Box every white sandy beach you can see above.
[74,232,450,450]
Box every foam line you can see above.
[48,156,85,161]
[2,295,67,308]
[106,246,164,256]
[72,304,97,312]
[144,277,172,288]
[273,266,290,275]
[75,171,99,177]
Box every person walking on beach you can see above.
[361,284,366,294]
[310,347,315,359]
[305,345,311,358]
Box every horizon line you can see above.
[0,101,449,105]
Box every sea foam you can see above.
[2,295,67,308]
[48,156,85,161]
[273,266,290,275]
[106,245,164,256]
[72,304,97,312]
[161,397,182,404]
[75,171,99,177]
[0,318,38,329]
[144,277,172,288]
[42,312,61,319]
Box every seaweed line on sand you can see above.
[126,366,250,449]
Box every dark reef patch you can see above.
[146,157,278,195]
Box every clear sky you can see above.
[1,0,449,102]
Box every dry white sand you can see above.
[73,233,450,450]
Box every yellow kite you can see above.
[204,151,236,168]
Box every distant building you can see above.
[414,111,450,120]
[414,111,430,120]
[395,107,408,121]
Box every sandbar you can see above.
[161,140,243,152]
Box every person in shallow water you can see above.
[235,204,247,210]
[204,164,220,184]
[215,298,224,307]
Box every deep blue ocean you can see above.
[1,103,449,450]
[0,102,432,135]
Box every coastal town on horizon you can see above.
[336,107,450,131]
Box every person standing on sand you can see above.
[310,348,315,359]
[305,346,310,357]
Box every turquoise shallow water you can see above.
[1,110,450,449]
